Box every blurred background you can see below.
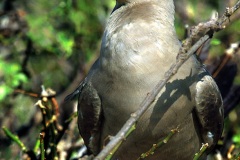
[0,0,240,159]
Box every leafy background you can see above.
[0,0,240,159]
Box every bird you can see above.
[66,0,224,159]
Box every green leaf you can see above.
[0,85,13,101]
[0,59,28,101]
[233,134,240,144]
[210,38,221,46]
[56,32,74,57]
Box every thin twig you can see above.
[34,138,40,154]
[40,132,45,160]
[37,85,59,159]
[193,143,209,160]
[2,126,27,152]
[94,1,240,159]
[14,89,39,98]
[212,42,240,78]
[137,128,179,159]
[105,124,136,160]
[64,112,78,123]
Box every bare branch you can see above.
[193,143,209,160]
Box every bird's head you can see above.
[113,0,159,13]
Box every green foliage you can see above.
[0,60,28,101]
[26,13,74,57]
[57,31,74,57]
[25,0,111,59]
[233,128,240,154]
[210,38,221,46]
[233,134,240,145]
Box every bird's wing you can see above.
[77,81,102,154]
[64,80,85,101]
[195,74,224,150]
[65,59,102,154]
